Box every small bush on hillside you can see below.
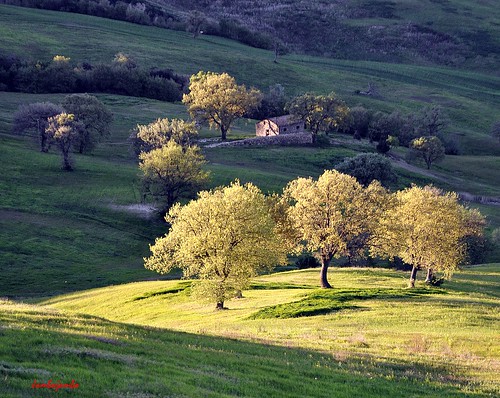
[335,153,396,188]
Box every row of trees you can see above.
[12,94,113,170]
[0,53,185,101]
[180,71,453,169]
[145,173,484,309]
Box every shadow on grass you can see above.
[129,281,192,301]
[249,287,447,319]
[0,299,491,398]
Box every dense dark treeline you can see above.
[0,0,276,51]
[0,52,186,101]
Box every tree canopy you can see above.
[46,113,83,171]
[182,71,261,140]
[371,185,478,287]
[139,140,209,214]
[410,135,445,169]
[287,92,349,143]
[335,153,396,188]
[284,170,387,288]
[144,181,287,309]
[62,94,113,154]
[12,102,64,152]
[131,118,197,155]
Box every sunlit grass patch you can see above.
[249,287,447,319]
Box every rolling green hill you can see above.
[0,6,499,397]
[0,5,499,298]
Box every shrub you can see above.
[295,253,320,269]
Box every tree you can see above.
[416,106,449,137]
[287,93,349,143]
[130,118,197,156]
[342,106,371,139]
[46,113,83,171]
[371,186,478,287]
[335,153,396,188]
[62,94,113,154]
[490,121,500,142]
[144,181,287,309]
[139,141,210,214]
[284,170,387,288]
[183,71,262,140]
[410,136,445,169]
[12,102,64,152]
[187,10,206,38]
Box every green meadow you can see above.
[0,4,499,397]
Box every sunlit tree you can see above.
[410,136,445,169]
[139,140,209,214]
[284,170,388,288]
[371,185,480,287]
[144,181,287,309]
[46,113,83,171]
[287,92,349,143]
[62,94,113,154]
[183,71,262,140]
[130,118,197,155]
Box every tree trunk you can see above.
[320,256,332,288]
[216,301,225,310]
[221,126,227,141]
[425,268,433,284]
[408,266,418,288]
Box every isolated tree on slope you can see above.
[410,136,445,169]
[13,102,64,152]
[284,170,388,288]
[144,181,287,309]
[183,71,262,140]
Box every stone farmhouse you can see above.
[255,115,305,137]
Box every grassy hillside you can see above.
[151,0,500,69]
[1,5,499,156]
[12,265,492,397]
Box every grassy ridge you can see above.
[33,265,500,396]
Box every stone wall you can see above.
[213,133,313,147]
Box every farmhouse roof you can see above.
[267,115,301,126]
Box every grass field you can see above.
[1,265,497,397]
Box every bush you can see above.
[295,253,320,269]
[335,153,396,187]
